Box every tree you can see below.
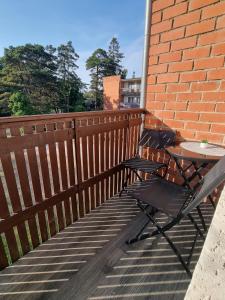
[107,37,127,78]
[86,48,110,110]
[0,44,59,114]
[8,92,33,116]
[47,41,85,112]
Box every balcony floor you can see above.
[0,193,213,300]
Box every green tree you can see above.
[47,41,85,112]
[0,44,59,115]
[107,37,127,78]
[86,48,110,110]
[8,92,33,116]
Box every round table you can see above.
[166,141,225,163]
[166,141,225,225]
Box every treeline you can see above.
[0,37,126,116]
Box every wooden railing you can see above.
[0,109,144,269]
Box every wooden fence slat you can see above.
[35,125,56,237]
[0,178,20,263]
[11,128,40,248]
[46,124,64,231]
[1,153,31,255]
[74,121,85,217]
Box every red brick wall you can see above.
[146,0,225,145]
[103,75,121,110]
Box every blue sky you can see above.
[0,0,146,84]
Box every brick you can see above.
[147,84,166,93]
[180,71,206,82]
[147,101,165,110]
[217,15,225,29]
[185,122,210,132]
[208,69,225,80]
[149,63,168,74]
[177,93,202,101]
[171,36,197,51]
[176,111,199,121]
[188,102,215,112]
[148,75,156,84]
[164,119,184,129]
[154,110,175,119]
[149,56,158,65]
[203,92,225,101]
[169,61,193,73]
[174,10,201,28]
[155,93,177,101]
[192,82,219,91]
[152,0,175,12]
[216,103,225,112]
[163,2,188,20]
[221,81,225,90]
[199,28,225,46]
[186,19,215,37]
[196,132,224,143]
[165,101,187,111]
[159,51,181,63]
[211,124,225,133]
[157,73,179,83]
[151,34,160,45]
[211,43,225,56]
[183,47,210,60]
[152,11,162,24]
[161,27,185,42]
[151,20,172,34]
[202,1,225,20]
[150,42,170,55]
[178,129,195,139]
[146,93,156,101]
[200,113,224,123]
[189,0,219,11]
[194,57,224,70]
[167,83,189,93]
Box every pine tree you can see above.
[107,37,127,78]
[86,48,109,110]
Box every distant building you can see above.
[103,75,141,110]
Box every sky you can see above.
[0,0,146,84]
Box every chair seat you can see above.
[130,176,192,218]
[122,157,166,173]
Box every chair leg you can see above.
[126,218,151,244]
[148,214,192,278]
[119,168,131,197]
[126,203,158,244]
[133,170,143,182]
[188,214,205,240]
[196,206,207,232]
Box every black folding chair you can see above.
[126,155,225,277]
[120,129,176,196]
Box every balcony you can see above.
[0,109,215,298]
[121,88,141,96]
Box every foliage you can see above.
[9,92,33,115]
[86,37,126,110]
[0,42,85,116]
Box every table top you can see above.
[166,141,225,163]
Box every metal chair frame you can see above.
[126,155,225,278]
[120,129,176,196]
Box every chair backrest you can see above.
[139,128,176,149]
[182,155,225,216]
